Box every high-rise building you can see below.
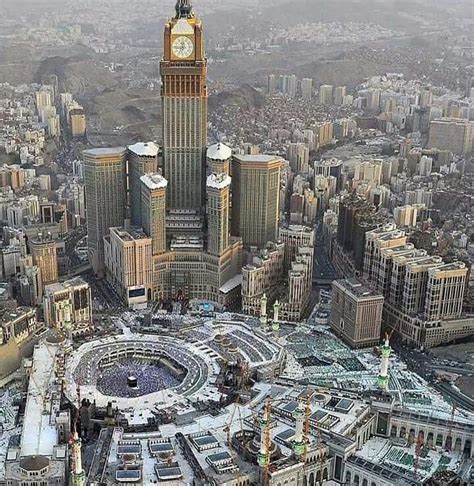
[83,147,127,276]
[232,154,283,248]
[315,121,333,148]
[418,155,433,176]
[393,204,425,228]
[279,225,315,271]
[282,74,297,98]
[207,143,232,175]
[362,227,473,348]
[140,173,168,256]
[301,78,313,100]
[144,1,243,310]
[319,85,333,105]
[69,107,86,138]
[336,194,375,254]
[43,277,92,337]
[104,227,153,308]
[424,262,467,321]
[161,1,207,212]
[267,74,277,95]
[286,143,309,174]
[353,159,383,188]
[330,278,384,349]
[366,89,381,111]
[428,118,474,155]
[418,88,433,108]
[333,86,346,106]
[206,173,231,256]
[29,233,58,288]
[401,256,444,316]
[128,142,159,226]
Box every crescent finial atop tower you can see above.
[175,0,193,19]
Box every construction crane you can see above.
[302,397,324,464]
[413,431,424,480]
[445,403,456,452]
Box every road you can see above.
[394,344,474,413]
[313,220,338,286]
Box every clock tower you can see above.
[161,0,207,215]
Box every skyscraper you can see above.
[207,143,232,175]
[104,227,153,308]
[29,233,58,288]
[301,78,313,100]
[140,173,168,256]
[206,173,231,256]
[330,278,384,349]
[428,118,474,155]
[286,143,309,174]
[161,0,207,213]
[319,84,333,105]
[232,155,283,248]
[83,147,127,276]
[128,142,159,227]
[333,86,346,106]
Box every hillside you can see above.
[209,84,266,112]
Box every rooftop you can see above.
[334,278,383,299]
[128,142,159,157]
[207,173,231,190]
[20,340,59,458]
[207,143,232,161]
[140,173,168,190]
[83,147,126,157]
[233,154,283,164]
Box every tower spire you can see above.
[175,0,193,18]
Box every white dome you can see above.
[207,143,232,161]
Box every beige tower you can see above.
[83,147,127,276]
[424,262,467,320]
[104,227,153,308]
[330,278,384,349]
[232,154,283,249]
[69,107,86,138]
[161,0,207,212]
[319,84,333,105]
[207,143,232,175]
[29,233,58,288]
[206,173,231,256]
[140,173,168,256]
[128,142,159,226]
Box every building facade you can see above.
[232,154,283,249]
[161,2,207,212]
[330,278,384,348]
[29,233,58,289]
[128,142,159,227]
[104,227,153,308]
[140,173,168,256]
[43,277,92,337]
[83,147,127,276]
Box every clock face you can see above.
[172,36,194,59]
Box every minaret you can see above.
[377,333,392,390]
[70,430,86,486]
[271,300,280,334]
[258,401,271,468]
[292,400,306,458]
[260,294,268,330]
[63,301,73,341]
